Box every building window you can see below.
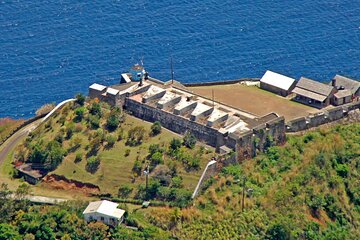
[101,217,104,221]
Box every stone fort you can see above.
[88,66,285,162]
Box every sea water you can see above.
[1,0,359,118]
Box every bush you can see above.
[75,152,82,163]
[126,126,145,146]
[124,149,131,157]
[106,114,120,131]
[89,102,102,117]
[150,152,163,168]
[118,185,133,198]
[170,138,182,150]
[105,135,117,148]
[86,156,101,173]
[75,93,86,106]
[74,107,86,122]
[88,115,100,129]
[66,123,75,140]
[150,121,162,136]
[183,132,196,149]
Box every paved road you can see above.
[0,119,41,165]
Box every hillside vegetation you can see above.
[13,98,215,203]
[0,118,25,143]
[144,123,360,239]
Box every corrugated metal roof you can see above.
[334,89,352,98]
[292,87,327,102]
[333,75,360,95]
[260,70,295,91]
[83,200,125,219]
[296,77,334,96]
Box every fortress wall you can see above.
[124,98,220,147]
[307,113,329,128]
[286,102,360,132]
[89,88,104,99]
[326,106,344,121]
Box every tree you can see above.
[89,102,102,117]
[265,223,290,240]
[75,93,86,106]
[106,114,120,131]
[0,224,21,240]
[105,134,117,148]
[183,132,196,149]
[170,138,181,150]
[86,156,101,173]
[150,152,163,168]
[126,126,145,146]
[150,121,162,136]
[74,107,85,122]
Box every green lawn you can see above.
[21,101,216,196]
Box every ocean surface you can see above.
[1,1,360,119]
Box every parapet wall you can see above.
[286,101,360,132]
[183,78,260,87]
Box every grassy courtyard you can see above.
[189,83,319,120]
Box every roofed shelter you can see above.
[83,200,125,226]
[330,75,360,105]
[260,70,296,97]
[292,77,336,108]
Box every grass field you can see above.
[189,83,320,120]
[0,118,25,143]
[13,101,215,197]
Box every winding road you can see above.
[0,99,75,204]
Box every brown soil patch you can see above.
[189,84,319,120]
[42,174,100,195]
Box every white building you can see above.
[83,200,125,226]
[260,70,296,97]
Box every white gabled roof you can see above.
[83,200,125,219]
[260,70,295,91]
[90,83,107,91]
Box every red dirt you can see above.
[42,174,100,195]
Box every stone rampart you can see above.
[125,98,220,147]
[286,101,360,132]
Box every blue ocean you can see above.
[1,1,360,119]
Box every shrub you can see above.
[88,115,100,129]
[183,132,196,149]
[117,128,124,141]
[170,138,182,150]
[124,149,131,157]
[126,126,145,146]
[132,160,142,175]
[75,152,82,163]
[89,102,102,117]
[106,114,120,131]
[74,107,85,122]
[75,93,86,106]
[86,156,101,173]
[66,123,75,140]
[150,152,163,167]
[118,185,133,198]
[335,164,349,178]
[150,121,162,136]
[105,135,117,148]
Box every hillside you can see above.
[140,122,360,239]
[12,98,215,200]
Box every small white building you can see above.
[260,70,296,97]
[83,200,125,226]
